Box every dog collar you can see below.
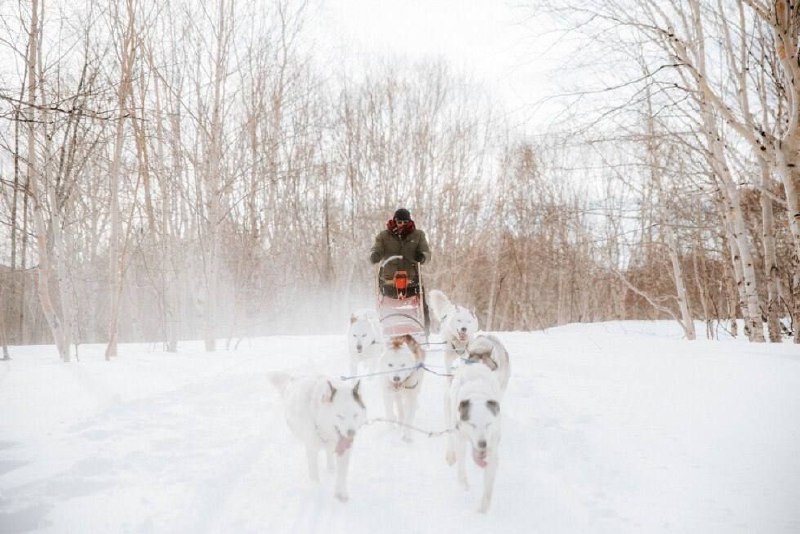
[468,353,498,371]
[398,366,422,389]
[449,341,467,355]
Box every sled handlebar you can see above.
[379,255,405,269]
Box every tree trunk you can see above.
[721,211,746,338]
[105,0,136,360]
[201,0,232,352]
[149,48,179,353]
[757,161,783,342]
[704,110,765,342]
[666,225,696,340]
[690,232,713,339]
[25,0,70,361]
[721,239,740,338]
[775,146,800,343]
[0,281,10,360]
[752,0,800,341]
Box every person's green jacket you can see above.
[369,227,430,283]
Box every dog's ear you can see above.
[486,399,500,416]
[324,380,337,403]
[458,399,471,421]
[350,314,357,324]
[403,335,425,361]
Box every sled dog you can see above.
[379,334,426,442]
[270,373,366,502]
[445,363,502,514]
[426,289,479,374]
[465,334,510,393]
[347,309,384,376]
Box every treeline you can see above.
[0,0,797,360]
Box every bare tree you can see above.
[0,272,10,359]
[22,0,72,361]
[527,0,796,340]
[105,0,139,359]
[741,0,800,261]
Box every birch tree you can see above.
[22,0,72,361]
[643,84,696,339]
[741,0,800,341]
[530,0,783,340]
[179,0,238,351]
[741,0,800,259]
[0,274,10,359]
[105,0,138,359]
[138,1,192,351]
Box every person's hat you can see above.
[393,208,411,221]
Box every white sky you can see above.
[310,0,564,130]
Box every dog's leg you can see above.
[445,393,456,465]
[325,447,335,473]
[334,449,351,502]
[455,435,469,489]
[401,394,415,442]
[383,389,396,423]
[306,445,320,482]
[478,452,498,513]
[445,433,456,465]
[444,349,455,376]
[397,392,412,441]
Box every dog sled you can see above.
[376,255,427,341]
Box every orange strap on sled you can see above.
[394,271,408,298]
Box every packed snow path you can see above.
[1,322,799,533]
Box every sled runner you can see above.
[376,255,427,341]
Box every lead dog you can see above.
[379,334,426,442]
[465,334,511,394]
[270,373,366,502]
[426,289,479,375]
[445,363,502,514]
[347,309,383,376]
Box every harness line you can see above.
[362,416,455,438]
[341,362,453,381]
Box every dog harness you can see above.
[397,365,423,389]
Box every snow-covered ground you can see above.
[1,321,799,533]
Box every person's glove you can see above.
[415,252,426,264]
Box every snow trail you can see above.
[1,323,799,533]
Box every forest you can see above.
[0,0,798,361]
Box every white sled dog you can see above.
[379,334,426,442]
[465,334,511,394]
[270,373,366,502]
[426,289,479,374]
[347,309,384,376]
[445,363,502,514]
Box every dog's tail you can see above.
[426,289,452,321]
[267,371,292,395]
